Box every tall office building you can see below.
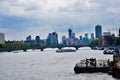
[85,33,88,38]
[35,36,40,44]
[91,33,94,40]
[95,25,102,38]
[47,32,58,45]
[79,36,82,40]
[62,36,66,45]
[0,33,5,44]
[68,28,72,39]
[26,35,31,41]
[72,33,75,39]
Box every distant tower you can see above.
[62,36,66,45]
[72,33,75,39]
[68,28,72,38]
[52,32,58,45]
[79,36,83,40]
[85,33,88,38]
[26,35,31,41]
[95,25,102,38]
[0,33,5,44]
[91,33,94,40]
[47,32,58,45]
[35,36,40,44]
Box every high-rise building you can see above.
[68,28,72,39]
[72,33,75,39]
[26,35,31,41]
[95,25,102,38]
[91,33,94,40]
[25,35,37,45]
[79,36,82,40]
[46,32,58,45]
[52,32,58,45]
[99,31,115,47]
[0,33,5,44]
[62,36,66,45]
[85,33,88,38]
[35,36,40,44]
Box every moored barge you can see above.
[74,58,110,73]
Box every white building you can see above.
[103,32,111,36]
[0,33,5,44]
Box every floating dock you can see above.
[112,53,120,78]
[74,58,110,73]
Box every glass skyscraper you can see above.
[95,25,102,38]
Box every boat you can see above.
[56,49,76,53]
[103,47,114,54]
[74,58,110,73]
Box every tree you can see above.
[0,44,3,48]
[116,37,120,46]
[91,39,99,47]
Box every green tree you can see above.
[91,39,99,47]
[116,37,120,46]
[0,44,3,48]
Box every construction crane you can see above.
[51,25,56,32]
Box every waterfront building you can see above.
[103,32,111,36]
[99,31,115,47]
[0,33,5,44]
[95,25,102,39]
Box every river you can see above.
[0,47,117,80]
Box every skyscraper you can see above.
[26,35,31,41]
[0,33,5,44]
[68,28,72,39]
[35,36,40,44]
[91,33,94,40]
[46,32,58,45]
[85,33,88,38]
[95,25,102,38]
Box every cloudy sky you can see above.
[0,0,120,41]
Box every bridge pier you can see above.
[23,49,27,52]
[41,48,44,51]
[75,47,79,50]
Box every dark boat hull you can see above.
[74,67,109,73]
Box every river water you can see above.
[0,47,117,80]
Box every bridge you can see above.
[0,44,91,52]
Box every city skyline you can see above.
[0,0,120,40]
